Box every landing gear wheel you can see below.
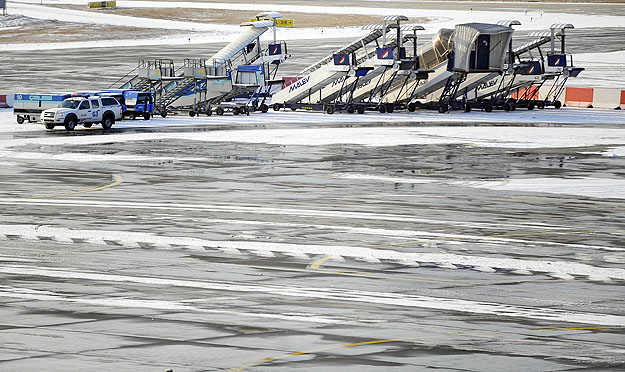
[143,113,151,120]
[272,103,280,112]
[232,107,240,116]
[189,110,196,117]
[101,115,114,130]
[290,107,297,111]
[216,107,225,116]
[44,123,55,130]
[357,106,365,114]
[347,105,355,114]
[464,103,471,113]
[64,117,77,131]
[17,115,25,124]
[261,104,269,113]
[83,123,92,128]
[326,106,334,115]
[438,104,448,114]
[378,104,387,114]
[484,103,493,113]
[205,107,212,116]
[554,100,562,109]
[160,111,168,118]
[527,102,535,111]
[537,101,545,110]
[385,103,394,113]
[408,102,416,112]
[504,103,512,112]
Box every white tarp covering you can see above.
[453,23,513,72]
[417,28,454,70]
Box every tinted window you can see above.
[78,101,90,110]
[90,100,100,108]
[101,98,119,106]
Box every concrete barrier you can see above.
[564,87,594,108]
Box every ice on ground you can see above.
[464,177,625,200]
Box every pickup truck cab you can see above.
[40,96,123,131]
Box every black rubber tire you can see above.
[554,100,562,109]
[205,108,212,116]
[347,105,355,114]
[83,123,92,128]
[44,123,55,130]
[484,103,493,113]
[101,115,114,130]
[189,111,196,117]
[232,107,240,116]
[464,104,471,113]
[161,111,168,118]
[386,103,394,113]
[537,101,545,110]
[17,116,25,124]
[290,107,297,111]
[527,102,535,111]
[129,113,136,120]
[407,102,416,112]
[510,102,516,111]
[216,107,225,116]
[326,106,334,115]
[64,117,77,131]
[261,104,269,113]
[504,103,512,112]
[438,104,448,114]
[143,113,151,120]
[378,105,386,114]
[357,106,365,114]
[272,103,280,112]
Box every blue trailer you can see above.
[13,93,72,123]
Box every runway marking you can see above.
[1,224,624,281]
[531,326,625,332]
[310,255,333,269]
[2,265,624,327]
[227,338,406,371]
[23,173,123,199]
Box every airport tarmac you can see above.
[1,1,625,370]
[0,113,624,371]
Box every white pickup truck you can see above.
[40,96,123,131]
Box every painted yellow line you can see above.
[24,173,124,199]
[310,255,333,270]
[531,326,625,331]
[227,338,409,372]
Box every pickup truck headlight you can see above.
[56,112,64,118]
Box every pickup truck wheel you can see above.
[101,115,114,130]
[64,117,77,131]
[83,123,92,128]
[45,123,55,130]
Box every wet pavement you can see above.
[0,118,624,371]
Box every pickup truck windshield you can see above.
[60,99,81,109]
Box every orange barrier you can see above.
[564,87,594,108]
[510,86,540,100]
